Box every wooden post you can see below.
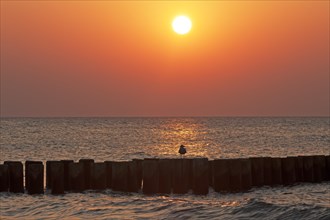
[128,161,138,192]
[271,157,282,185]
[132,159,143,190]
[250,157,264,187]
[295,156,304,182]
[281,157,296,185]
[208,160,214,188]
[241,159,252,191]
[91,162,106,190]
[302,156,314,182]
[0,164,9,192]
[213,159,230,192]
[263,157,272,185]
[172,159,189,194]
[228,159,242,192]
[26,163,44,194]
[79,159,94,190]
[25,161,43,191]
[61,160,74,191]
[192,158,209,195]
[4,161,24,193]
[142,159,159,194]
[111,161,129,192]
[313,155,326,182]
[50,161,64,194]
[68,162,85,192]
[46,160,59,189]
[105,161,112,189]
[158,159,172,194]
[326,155,330,181]
[186,159,193,190]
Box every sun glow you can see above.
[172,16,192,35]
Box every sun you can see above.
[172,16,192,35]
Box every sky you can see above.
[1,1,329,117]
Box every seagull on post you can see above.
[178,145,187,158]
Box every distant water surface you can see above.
[0,117,329,219]
[1,117,329,161]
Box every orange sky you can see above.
[1,1,329,116]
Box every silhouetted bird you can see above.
[178,145,187,157]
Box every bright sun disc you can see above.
[172,16,192,35]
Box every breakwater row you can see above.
[0,155,329,195]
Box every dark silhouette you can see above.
[178,145,187,158]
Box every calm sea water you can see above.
[0,117,329,219]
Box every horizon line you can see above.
[1,115,329,119]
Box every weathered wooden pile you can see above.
[0,155,329,195]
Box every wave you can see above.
[230,200,330,220]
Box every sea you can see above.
[0,117,329,219]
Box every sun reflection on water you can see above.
[158,118,211,158]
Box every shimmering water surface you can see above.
[0,117,329,219]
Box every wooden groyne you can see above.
[0,155,329,195]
